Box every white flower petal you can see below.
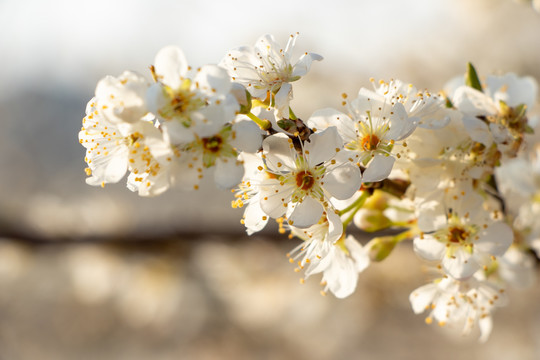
[230,120,262,153]
[323,164,362,200]
[442,248,477,280]
[304,127,342,166]
[486,73,538,109]
[154,46,188,89]
[95,71,148,124]
[86,147,129,185]
[243,195,269,235]
[259,180,292,218]
[194,65,232,96]
[287,196,323,228]
[453,86,498,117]
[362,154,395,182]
[409,283,438,314]
[478,316,493,343]
[322,248,358,298]
[262,133,296,171]
[462,115,493,147]
[326,210,344,244]
[345,235,370,272]
[292,52,323,78]
[413,235,446,261]
[214,158,244,189]
[274,82,292,118]
[386,102,417,141]
[306,108,349,133]
[190,105,231,138]
[161,120,194,145]
[171,157,201,191]
[475,222,513,256]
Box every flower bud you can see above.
[366,236,397,262]
[353,208,392,232]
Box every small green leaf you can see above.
[465,62,483,92]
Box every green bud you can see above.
[366,236,397,262]
[465,62,483,92]
[363,189,389,211]
[354,208,392,233]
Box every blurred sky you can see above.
[0,0,539,238]
[0,0,449,94]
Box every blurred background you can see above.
[0,0,540,359]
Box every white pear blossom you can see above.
[148,46,239,145]
[369,78,452,129]
[410,273,507,342]
[79,98,176,196]
[221,33,322,118]
[80,98,130,186]
[414,192,513,280]
[78,36,540,342]
[287,211,369,298]
[94,70,149,125]
[259,127,362,228]
[166,119,263,191]
[494,146,540,256]
[232,153,272,235]
[310,90,418,182]
[452,73,537,158]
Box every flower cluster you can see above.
[79,33,539,342]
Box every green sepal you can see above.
[238,90,252,115]
[277,119,297,132]
[445,96,454,108]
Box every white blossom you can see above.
[414,192,513,280]
[148,46,238,145]
[259,127,361,228]
[410,273,507,342]
[312,89,419,183]
[221,33,322,118]
[288,211,369,298]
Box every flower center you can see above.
[448,226,469,243]
[295,170,315,191]
[202,135,223,153]
[159,81,206,125]
[128,132,143,146]
[361,134,380,151]
[170,91,195,114]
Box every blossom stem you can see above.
[247,112,272,131]
[340,191,370,230]
[392,228,415,243]
[338,191,369,216]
